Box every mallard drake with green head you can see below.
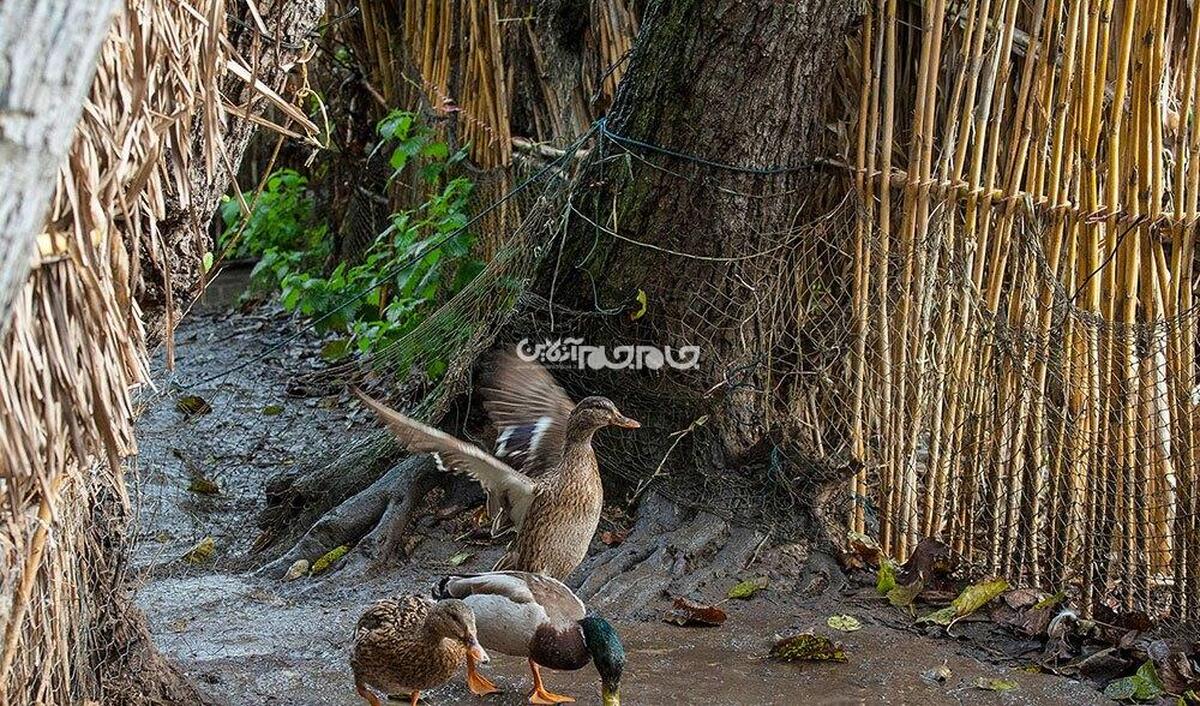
[434,570,626,706]
[354,353,638,580]
[350,594,492,706]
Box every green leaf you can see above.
[630,288,648,320]
[421,140,449,159]
[950,577,1008,618]
[826,614,862,632]
[183,537,215,564]
[876,559,897,594]
[425,358,448,381]
[320,339,351,362]
[187,474,220,495]
[769,633,848,663]
[1133,661,1164,701]
[389,147,409,171]
[261,404,284,416]
[887,580,924,608]
[727,576,768,599]
[1033,590,1066,610]
[311,545,350,575]
[918,577,1007,627]
[1105,677,1138,701]
[201,251,214,274]
[176,395,212,417]
[918,606,957,625]
[448,551,473,566]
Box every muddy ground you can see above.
[131,269,1112,706]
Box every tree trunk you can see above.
[0,0,118,329]
[527,0,863,542]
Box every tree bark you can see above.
[0,0,118,330]
[532,0,863,539]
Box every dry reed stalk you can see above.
[850,10,876,534]
[921,0,980,539]
[875,0,898,554]
[890,0,947,557]
[853,0,1199,621]
[1168,0,1200,620]
[926,0,992,549]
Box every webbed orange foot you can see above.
[467,654,500,696]
[527,660,575,704]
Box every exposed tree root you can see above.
[257,432,396,547]
[574,492,847,618]
[259,455,438,578]
[574,493,764,616]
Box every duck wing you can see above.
[355,389,536,530]
[480,350,576,478]
[434,571,586,624]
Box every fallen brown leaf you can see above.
[663,597,727,627]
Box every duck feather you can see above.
[354,389,536,529]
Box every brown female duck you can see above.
[350,595,491,706]
[354,352,638,580]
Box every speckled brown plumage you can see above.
[492,437,605,579]
[349,595,466,704]
[355,353,638,582]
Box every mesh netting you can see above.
[172,0,1200,634]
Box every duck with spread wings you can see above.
[353,350,639,580]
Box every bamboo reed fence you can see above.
[849,0,1200,622]
[340,0,637,168]
[326,0,637,262]
[0,0,318,701]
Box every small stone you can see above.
[284,559,309,581]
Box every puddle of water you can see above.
[138,569,1110,706]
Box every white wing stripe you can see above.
[528,416,553,454]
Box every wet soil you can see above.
[132,268,1113,706]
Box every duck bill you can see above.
[614,415,640,429]
[601,686,620,706]
[467,640,489,664]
